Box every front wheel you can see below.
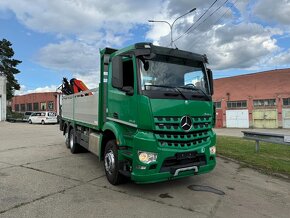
[104,140,127,185]
[69,128,82,154]
[41,120,45,125]
[28,119,32,124]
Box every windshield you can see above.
[139,55,209,95]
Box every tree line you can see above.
[0,38,21,100]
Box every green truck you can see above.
[59,42,216,185]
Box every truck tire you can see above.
[69,128,82,154]
[65,128,70,148]
[104,140,127,185]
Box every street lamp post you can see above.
[148,8,196,47]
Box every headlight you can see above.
[210,146,216,155]
[138,151,157,164]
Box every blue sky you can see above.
[0,0,289,94]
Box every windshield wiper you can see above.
[178,84,210,100]
[144,84,188,100]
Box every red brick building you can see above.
[213,68,290,128]
[11,92,61,115]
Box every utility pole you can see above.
[148,8,196,47]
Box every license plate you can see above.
[176,151,197,160]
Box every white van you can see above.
[28,111,58,124]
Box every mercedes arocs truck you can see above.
[59,42,216,185]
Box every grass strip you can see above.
[216,136,290,176]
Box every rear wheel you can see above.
[69,128,82,154]
[104,140,127,185]
[64,128,70,148]
[41,120,45,125]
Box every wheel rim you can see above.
[69,133,74,149]
[104,150,115,175]
[65,132,68,143]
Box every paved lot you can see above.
[0,122,289,218]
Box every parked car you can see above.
[28,111,58,124]
[23,111,33,122]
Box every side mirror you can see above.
[206,68,214,95]
[112,56,123,89]
[122,86,134,96]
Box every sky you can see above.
[0,0,290,95]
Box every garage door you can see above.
[215,109,223,128]
[226,110,249,128]
[252,109,278,128]
[283,109,290,128]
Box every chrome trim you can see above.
[174,166,198,176]
[107,117,137,128]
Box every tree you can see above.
[0,38,21,100]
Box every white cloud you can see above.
[0,0,169,77]
[0,0,162,35]
[36,40,99,73]
[268,48,290,67]
[149,21,281,70]
[253,0,290,25]
[15,85,58,95]
[146,0,286,71]
[1,0,290,76]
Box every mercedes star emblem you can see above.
[180,116,192,131]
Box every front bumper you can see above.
[131,161,216,184]
[120,130,216,184]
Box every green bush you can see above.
[6,106,24,119]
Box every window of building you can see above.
[283,98,290,106]
[214,101,221,109]
[15,104,19,112]
[40,102,46,111]
[253,99,276,107]
[48,101,54,110]
[33,102,39,111]
[20,104,25,112]
[26,103,32,111]
[227,100,247,109]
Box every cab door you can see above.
[107,55,138,127]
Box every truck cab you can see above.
[60,42,216,185]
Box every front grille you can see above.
[160,153,207,173]
[154,115,212,150]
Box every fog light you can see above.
[210,146,216,155]
[138,151,157,164]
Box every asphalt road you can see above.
[0,122,289,218]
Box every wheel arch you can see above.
[100,121,126,160]
[63,122,69,136]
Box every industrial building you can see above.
[0,73,7,121]
[11,92,61,115]
[213,68,290,129]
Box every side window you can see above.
[122,59,134,88]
